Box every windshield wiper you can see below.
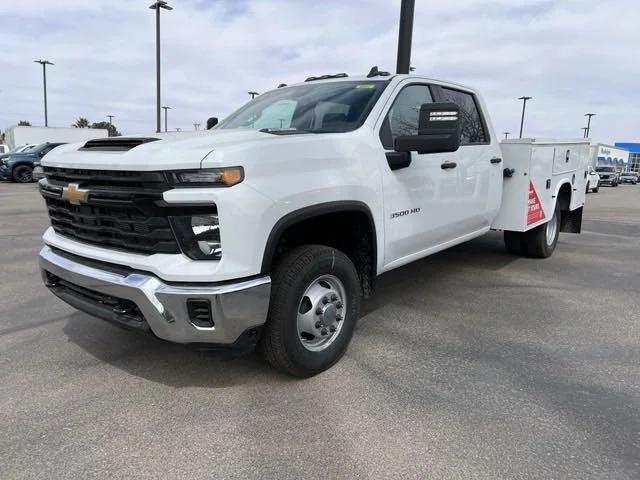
[259,128,317,136]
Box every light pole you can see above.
[503,132,510,140]
[396,0,415,74]
[149,1,173,133]
[584,113,596,138]
[248,91,259,99]
[518,96,532,138]
[161,106,171,132]
[107,115,114,125]
[194,122,200,130]
[34,60,54,127]
[581,127,588,138]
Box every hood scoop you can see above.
[79,137,160,152]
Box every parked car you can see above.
[620,172,638,184]
[595,166,619,187]
[0,142,66,183]
[12,144,37,153]
[586,166,600,193]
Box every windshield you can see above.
[12,145,33,153]
[596,167,615,172]
[218,81,388,133]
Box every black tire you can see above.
[260,245,361,377]
[504,231,525,255]
[13,165,33,183]
[592,186,599,193]
[523,201,561,258]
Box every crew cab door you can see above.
[377,81,500,269]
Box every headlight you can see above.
[166,167,243,187]
[170,214,222,260]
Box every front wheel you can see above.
[13,165,33,183]
[260,245,361,377]
[593,186,599,193]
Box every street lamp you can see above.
[161,106,171,132]
[503,132,511,140]
[581,127,588,138]
[396,0,415,74]
[149,1,173,133]
[584,113,596,138]
[193,122,201,131]
[248,91,259,99]
[34,60,54,127]
[107,115,114,125]
[518,96,532,138]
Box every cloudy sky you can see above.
[0,0,638,143]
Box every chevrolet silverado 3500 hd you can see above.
[38,74,589,376]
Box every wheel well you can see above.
[557,182,572,211]
[262,204,377,297]
[557,182,582,233]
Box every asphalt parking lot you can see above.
[1,182,639,479]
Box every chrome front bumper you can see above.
[39,246,271,345]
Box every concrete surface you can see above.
[1,182,638,479]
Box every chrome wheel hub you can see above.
[296,275,346,352]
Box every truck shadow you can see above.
[62,231,518,388]
[362,230,517,317]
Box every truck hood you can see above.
[41,129,295,171]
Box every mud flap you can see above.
[560,206,583,234]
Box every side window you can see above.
[438,87,488,144]
[380,84,433,149]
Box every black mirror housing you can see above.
[394,102,461,154]
[206,117,219,130]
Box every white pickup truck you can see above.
[38,73,589,376]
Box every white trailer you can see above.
[4,126,109,150]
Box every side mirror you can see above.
[394,102,461,154]
[206,117,219,130]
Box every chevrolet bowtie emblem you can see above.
[61,183,89,205]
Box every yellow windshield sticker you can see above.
[355,84,376,89]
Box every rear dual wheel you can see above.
[260,245,360,377]
[504,202,560,258]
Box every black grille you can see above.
[43,166,167,189]
[44,271,149,331]
[41,168,180,255]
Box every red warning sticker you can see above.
[527,181,546,225]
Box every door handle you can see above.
[490,157,502,164]
[441,162,457,170]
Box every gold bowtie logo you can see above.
[62,183,89,205]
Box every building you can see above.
[615,142,640,173]
[589,143,629,171]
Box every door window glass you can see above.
[380,84,433,148]
[438,87,488,144]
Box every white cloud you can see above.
[0,0,637,144]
